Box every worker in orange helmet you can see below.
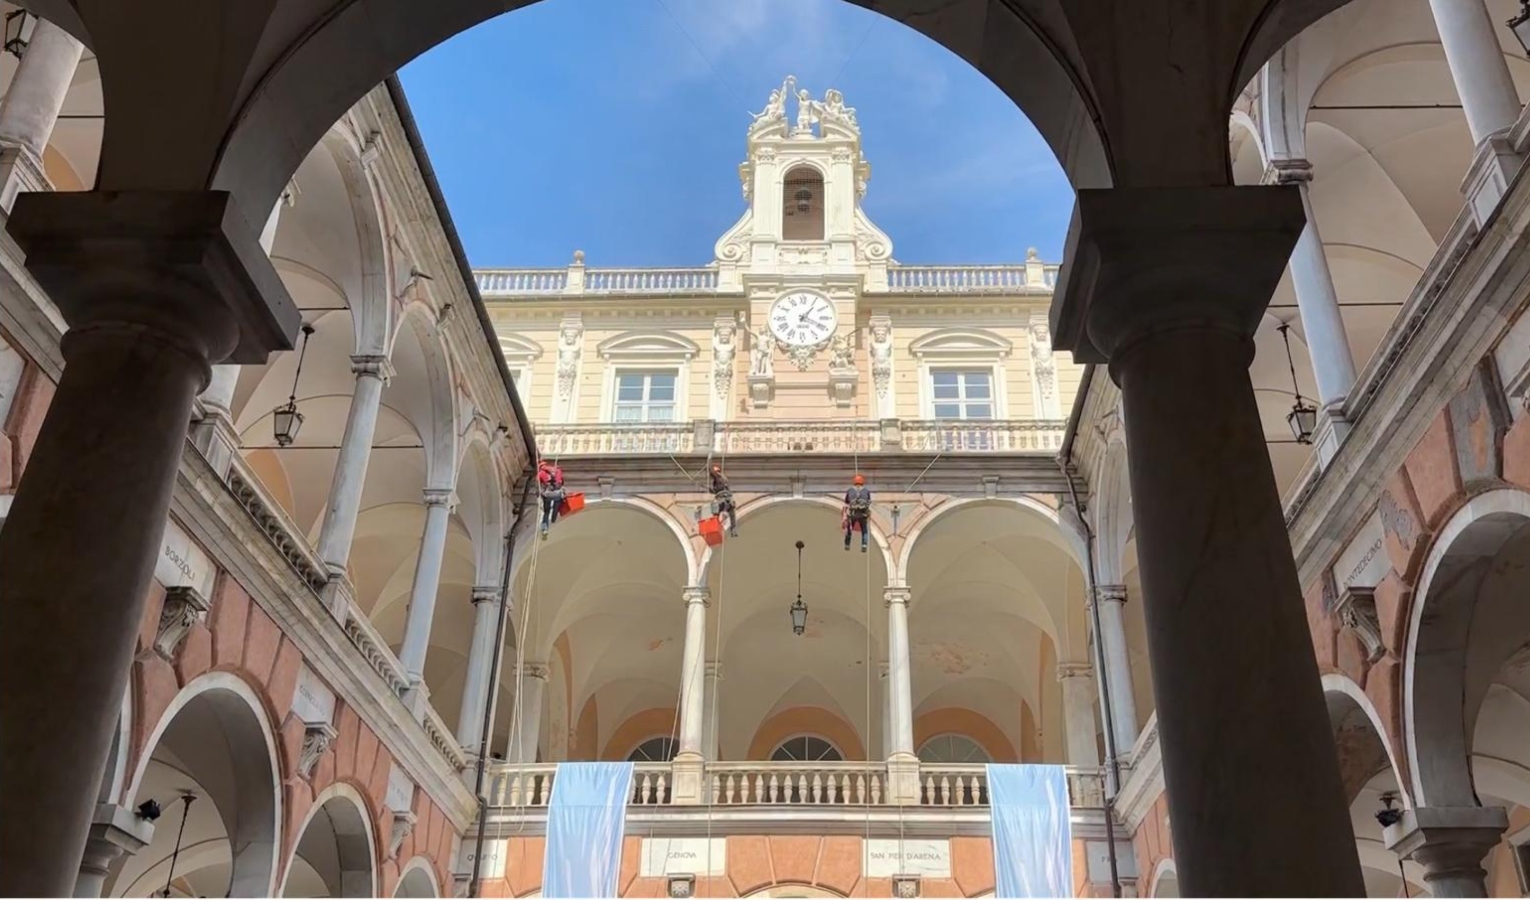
[842,473,871,552]
[708,463,738,537]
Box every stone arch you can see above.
[1093,438,1134,585]
[1322,673,1407,806]
[455,428,507,585]
[912,708,1017,763]
[702,494,892,583]
[1404,488,1530,808]
[896,494,1087,583]
[318,123,393,357]
[117,672,282,898]
[97,688,134,806]
[391,302,461,492]
[279,782,379,898]
[747,706,865,761]
[512,495,700,590]
[1149,858,1179,898]
[394,857,440,898]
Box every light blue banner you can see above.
[988,764,1073,898]
[542,762,635,898]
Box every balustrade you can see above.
[899,419,1067,453]
[720,420,880,455]
[474,263,1061,297]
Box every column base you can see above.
[1462,132,1521,228]
[670,752,706,805]
[319,573,356,623]
[189,404,242,481]
[0,143,51,215]
[1385,806,1508,898]
[885,752,921,805]
[74,803,154,898]
[1313,402,1350,467]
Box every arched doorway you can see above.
[109,675,280,897]
[281,786,377,897]
[393,859,439,898]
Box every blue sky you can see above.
[399,0,1073,269]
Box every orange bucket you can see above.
[559,492,586,516]
[698,515,725,546]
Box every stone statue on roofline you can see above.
[749,76,793,139]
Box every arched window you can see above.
[627,737,678,762]
[770,735,842,762]
[782,165,824,241]
[917,734,992,764]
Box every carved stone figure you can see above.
[794,88,819,135]
[712,319,737,398]
[750,331,776,378]
[829,332,854,370]
[749,76,793,138]
[820,88,858,131]
[1030,319,1056,402]
[555,320,582,400]
[869,320,894,398]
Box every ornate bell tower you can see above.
[714,77,893,409]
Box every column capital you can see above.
[1262,158,1314,186]
[878,660,890,679]
[470,585,501,605]
[1056,661,1094,682]
[350,354,395,384]
[8,191,301,367]
[682,586,711,607]
[1385,805,1508,891]
[519,661,550,681]
[704,660,723,680]
[883,586,912,607]
[78,802,155,881]
[1051,186,1305,365]
[1093,583,1129,605]
[422,488,458,510]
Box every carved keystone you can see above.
[893,875,922,898]
[154,586,209,660]
[298,722,337,780]
[1336,586,1386,664]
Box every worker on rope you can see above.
[708,464,739,537]
[842,473,871,552]
[537,458,565,538]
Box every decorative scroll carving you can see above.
[1336,586,1386,663]
[154,586,209,660]
[298,722,337,780]
[388,811,417,859]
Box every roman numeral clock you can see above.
[768,289,838,369]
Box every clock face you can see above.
[768,291,838,347]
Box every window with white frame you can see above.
[930,369,994,420]
[612,370,678,423]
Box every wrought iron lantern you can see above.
[272,323,315,447]
[789,540,808,635]
[794,188,813,214]
[1511,2,1530,56]
[1277,322,1317,445]
[3,10,31,59]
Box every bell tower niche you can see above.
[714,76,893,288]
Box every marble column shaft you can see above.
[885,586,915,759]
[1428,0,1522,146]
[456,586,501,750]
[314,356,394,576]
[676,587,709,757]
[398,488,456,685]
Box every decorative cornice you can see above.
[1263,157,1314,186]
[350,354,396,383]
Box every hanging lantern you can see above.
[1511,2,1530,56]
[272,323,315,447]
[1278,323,1317,445]
[789,540,808,635]
[3,10,32,59]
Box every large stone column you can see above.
[1267,159,1357,455]
[398,488,456,688]
[879,662,892,759]
[73,804,154,898]
[1057,662,1101,768]
[0,192,296,897]
[314,356,394,578]
[455,586,502,750]
[1051,186,1364,896]
[1429,0,1521,146]
[508,662,548,764]
[884,586,919,803]
[1092,584,1140,750]
[0,18,83,211]
[703,661,722,760]
[1385,806,1508,898]
[672,586,710,803]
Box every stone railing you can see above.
[533,418,1069,457]
[421,701,469,772]
[226,456,329,593]
[708,761,888,805]
[899,419,1067,453]
[536,421,695,456]
[342,599,410,696]
[484,761,1105,811]
[886,263,1058,292]
[474,262,1058,297]
[720,420,881,455]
